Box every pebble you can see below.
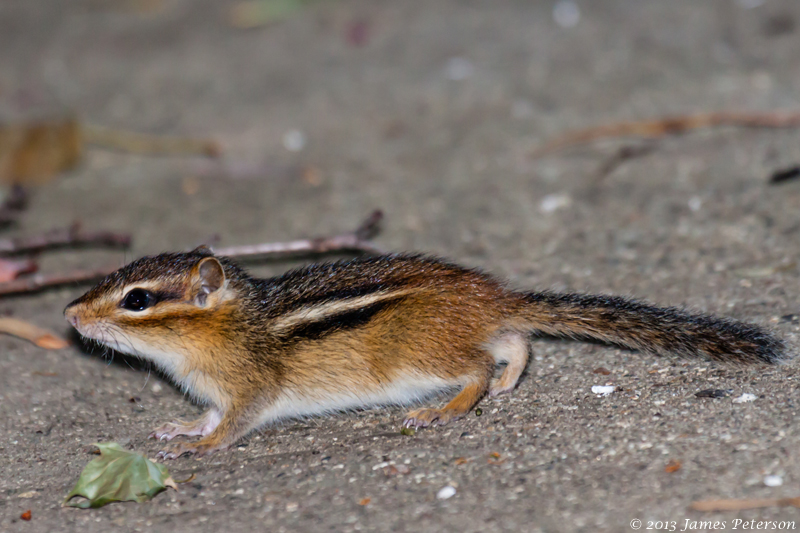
[540,193,572,213]
[591,385,616,396]
[437,485,457,500]
[282,129,306,152]
[732,393,757,403]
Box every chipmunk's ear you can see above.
[191,257,226,306]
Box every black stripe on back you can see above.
[278,298,400,341]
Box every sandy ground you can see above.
[2,0,800,531]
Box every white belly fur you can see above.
[254,374,457,427]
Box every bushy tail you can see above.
[517,292,787,364]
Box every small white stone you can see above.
[688,196,702,212]
[444,57,474,81]
[540,193,572,213]
[150,382,163,393]
[764,475,783,487]
[437,485,457,500]
[733,393,758,403]
[553,0,580,28]
[282,129,306,152]
[592,385,616,396]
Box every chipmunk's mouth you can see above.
[70,320,135,355]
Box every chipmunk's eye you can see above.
[120,288,155,312]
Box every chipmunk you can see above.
[64,248,786,458]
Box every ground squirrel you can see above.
[64,247,786,458]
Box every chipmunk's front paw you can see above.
[403,408,457,429]
[156,442,221,460]
[149,412,220,441]
[149,422,191,442]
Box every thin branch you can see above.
[0,265,119,296]
[532,110,800,157]
[0,210,385,296]
[0,223,131,255]
[83,125,221,158]
[0,317,69,349]
[213,210,384,258]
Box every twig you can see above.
[0,265,120,296]
[83,125,221,158]
[213,210,384,258]
[0,211,385,296]
[594,143,657,180]
[532,110,800,157]
[0,317,69,349]
[690,496,800,512]
[0,223,131,255]
[769,164,800,185]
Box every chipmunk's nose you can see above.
[64,305,80,329]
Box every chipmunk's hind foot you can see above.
[403,380,488,429]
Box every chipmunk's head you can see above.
[64,246,244,373]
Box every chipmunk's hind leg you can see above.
[487,331,531,397]
[403,372,491,429]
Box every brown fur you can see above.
[64,250,786,458]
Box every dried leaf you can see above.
[664,459,682,473]
[358,497,371,506]
[64,443,175,508]
[454,457,468,465]
[593,367,611,375]
[0,117,82,185]
[0,317,69,349]
[20,510,31,521]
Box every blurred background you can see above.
[2,1,800,531]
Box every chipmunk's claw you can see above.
[402,408,455,429]
[156,442,220,460]
[149,422,187,441]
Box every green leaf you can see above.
[64,443,176,509]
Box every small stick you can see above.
[0,211,384,296]
[83,125,221,158]
[213,210,384,258]
[690,496,800,512]
[0,265,120,296]
[0,223,131,255]
[0,317,69,349]
[532,110,800,157]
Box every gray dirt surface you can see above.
[2,0,800,531]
